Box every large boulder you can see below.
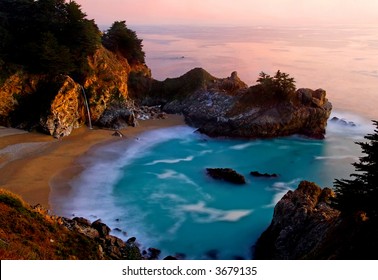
[96,103,138,129]
[206,168,246,185]
[253,181,378,260]
[253,181,340,259]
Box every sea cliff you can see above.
[253,181,378,259]
[0,46,150,138]
[1,61,332,139]
[152,68,332,139]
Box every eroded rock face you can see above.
[0,72,42,127]
[156,69,332,139]
[0,73,86,137]
[40,76,83,138]
[253,181,340,259]
[0,46,150,137]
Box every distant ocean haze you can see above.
[134,25,378,121]
[50,24,377,259]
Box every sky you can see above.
[75,0,378,27]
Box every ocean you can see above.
[50,25,377,259]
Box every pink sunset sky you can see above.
[75,0,378,26]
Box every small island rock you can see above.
[206,168,246,185]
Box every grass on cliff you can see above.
[0,189,100,260]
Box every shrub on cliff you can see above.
[333,120,378,222]
[256,70,296,100]
[102,21,145,65]
[0,0,101,80]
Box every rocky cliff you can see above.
[147,68,332,139]
[1,53,331,139]
[253,181,378,259]
[0,46,150,138]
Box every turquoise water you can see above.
[51,111,373,259]
[50,25,377,259]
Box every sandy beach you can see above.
[0,114,185,209]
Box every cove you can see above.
[50,111,371,259]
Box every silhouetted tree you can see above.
[256,70,296,98]
[0,0,101,79]
[333,121,378,222]
[102,21,145,65]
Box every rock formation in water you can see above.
[143,68,332,139]
[250,171,278,178]
[206,168,246,185]
[253,181,378,259]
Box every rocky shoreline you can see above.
[61,216,169,260]
[1,52,332,140]
[253,181,378,260]
[0,16,336,260]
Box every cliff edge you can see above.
[144,68,332,139]
[0,46,150,138]
[253,181,378,259]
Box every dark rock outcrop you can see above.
[253,181,340,259]
[91,219,111,238]
[147,69,332,139]
[96,103,138,129]
[164,256,178,260]
[146,247,161,260]
[253,181,378,260]
[250,171,278,178]
[111,130,124,137]
[206,168,246,185]
[1,55,331,139]
[330,116,356,127]
[61,217,142,260]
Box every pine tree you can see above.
[333,120,378,221]
[102,21,145,65]
[256,70,296,99]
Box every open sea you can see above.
[50,25,378,259]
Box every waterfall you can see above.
[80,86,93,129]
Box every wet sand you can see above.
[0,115,185,209]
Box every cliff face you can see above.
[1,54,330,139]
[151,68,332,139]
[0,46,150,137]
[253,181,378,260]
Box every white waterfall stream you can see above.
[80,86,93,129]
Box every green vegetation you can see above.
[333,121,378,223]
[256,70,296,98]
[229,70,297,114]
[102,21,145,65]
[0,0,101,81]
[0,1,146,83]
